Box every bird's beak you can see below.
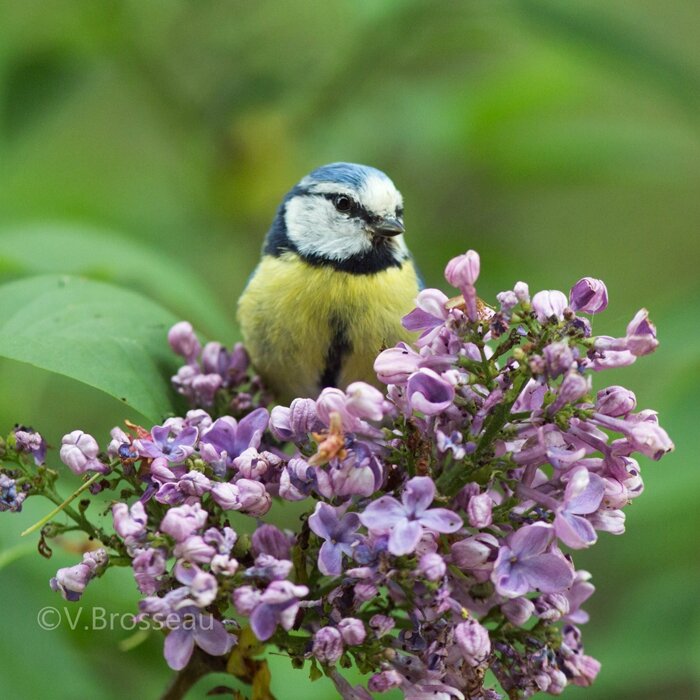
[372,217,405,237]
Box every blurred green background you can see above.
[0,1,698,698]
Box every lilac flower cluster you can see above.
[0,252,673,700]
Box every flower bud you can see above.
[0,474,26,512]
[112,501,147,539]
[14,427,46,464]
[167,321,201,362]
[569,277,608,314]
[345,382,386,421]
[50,549,108,602]
[501,597,535,626]
[445,249,480,289]
[625,309,658,356]
[60,430,108,475]
[191,373,223,407]
[269,406,293,441]
[455,619,491,666]
[589,508,625,535]
[595,386,637,417]
[497,290,518,313]
[532,290,568,323]
[210,482,240,510]
[252,524,292,560]
[132,548,166,595]
[178,471,211,497]
[201,341,230,375]
[543,341,574,378]
[174,535,216,564]
[160,503,208,542]
[235,479,272,516]
[551,371,591,412]
[338,618,366,646]
[514,281,530,303]
[312,626,344,664]
[369,614,395,637]
[270,399,322,441]
[534,592,570,621]
[451,534,498,570]
[626,421,674,461]
[467,492,493,529]
[417,552,446,581]
[368,670,403,692]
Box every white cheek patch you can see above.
[285,196,373,261]
[359,174,403,218]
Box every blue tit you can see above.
[237,162,421,403]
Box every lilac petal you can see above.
[340,512,361,537]
[493,565,530,598]
[201,417,238,455]
[193,617,234,656]
[135,441,162,459]
[402,307,441,332]
[518,553,574,593]
[164,627,195,670]
[318,541,343,576]
[278,601,301,631]
[418,508,463,534]
[171,426,198,449]
[555,512,598,549]
[151,425,171,446]
[234,408,269,454]
[374,343,422,384]
[567,472,605,515]
[407,369,455,415]
[510,523,553,558]
[308,502,338,540]
[402,476,435,515]
[250,603,277,641]
[359,496,406,530]
[388,519,422,556]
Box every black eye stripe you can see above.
[321,193,374,224]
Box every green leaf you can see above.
[0,541,36,571]
[0,274,182,424]
[0,223,233,339]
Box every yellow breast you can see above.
[237,253,419,402]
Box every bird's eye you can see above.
[334,195,352,213]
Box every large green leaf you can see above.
[0,274,182,424]
[0,223,233,339]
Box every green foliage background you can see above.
[0,1,698,698]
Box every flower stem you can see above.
[21,473,102,537]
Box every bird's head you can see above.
[271,163,408,267]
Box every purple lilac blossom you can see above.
[360,476,462,555]
[50,549,108,601]
[491,524,573,598]
[244,580,309,641]
[14,427,46,465]
[0,474,26,512]
[3,249,672,699]
[163,606,236,670]
[308,502,361,576]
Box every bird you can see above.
[237,162,422,403]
